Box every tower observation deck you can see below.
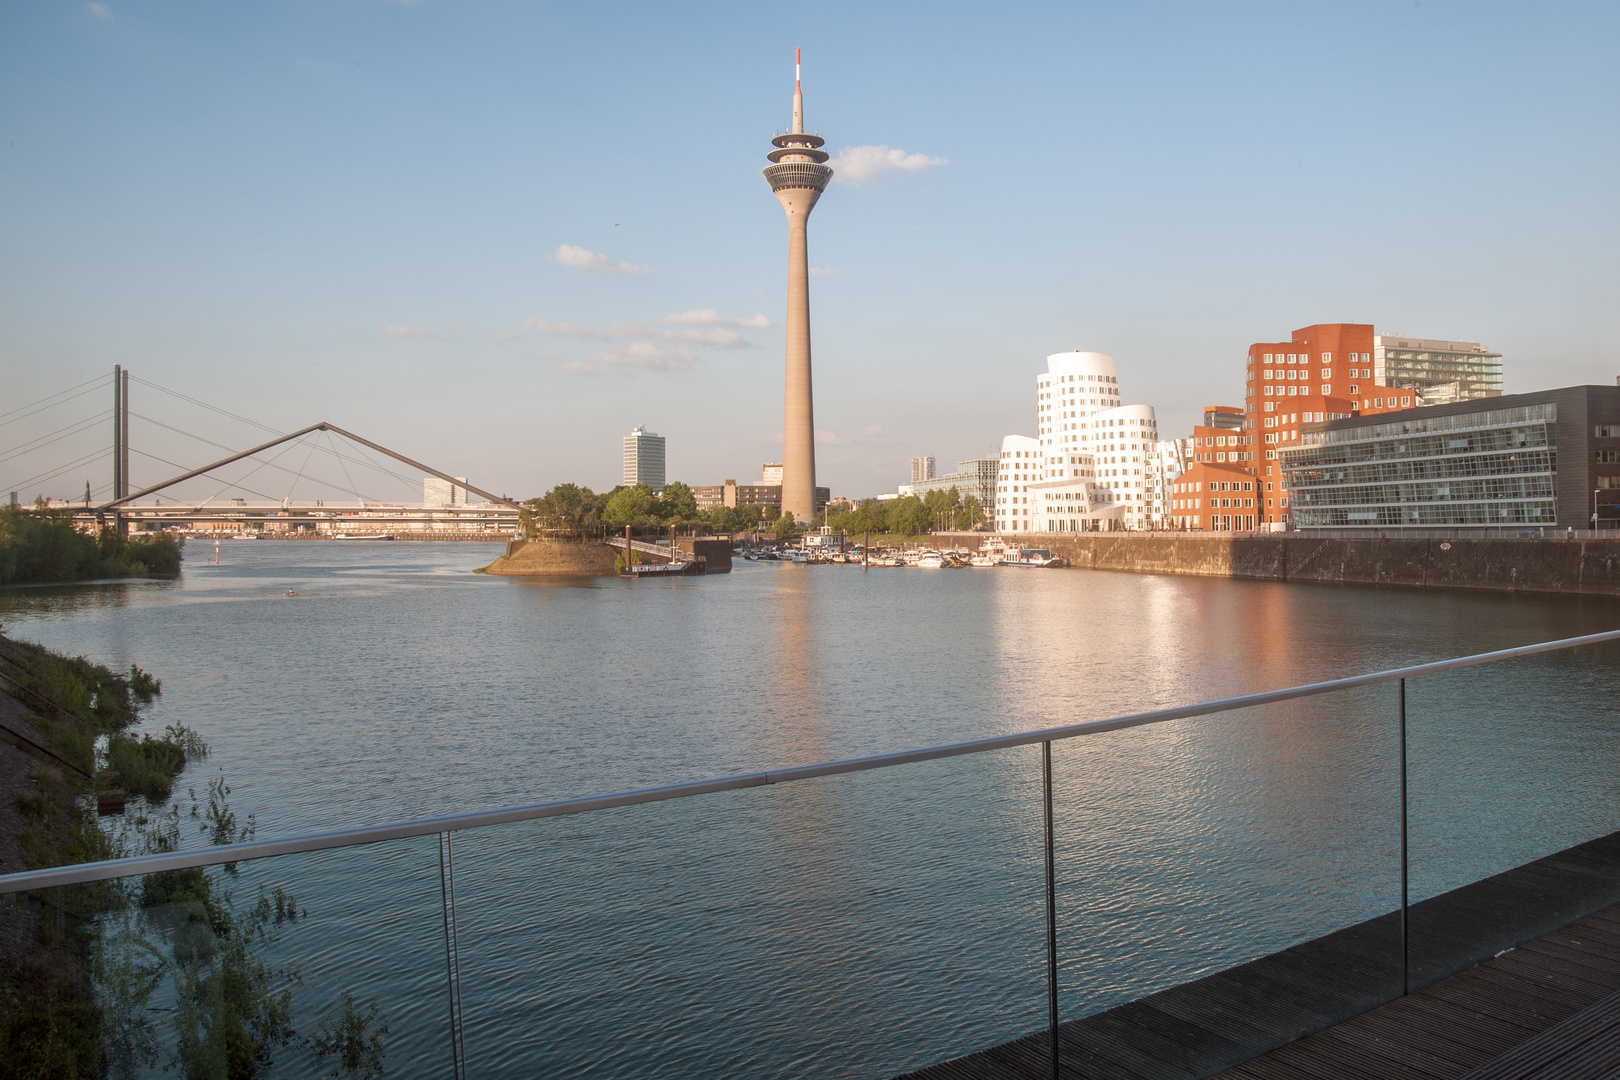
[763,49,832,527]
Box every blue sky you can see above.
[3,0,1616,503]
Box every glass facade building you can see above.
[1373,336,1503,405]
[1282,386,1620,530]
[909,458,999,511]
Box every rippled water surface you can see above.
[6,542,1620,1077]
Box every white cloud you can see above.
[663,309,772,329]
[589,342,696,371]
[659,327,748,347]
[551,244,649,274]
[809,267,843,277]
[521,318,598,338]
[381,325,431,338]
[830,145,947,187]
[86,2,112,18]
[559,361,597,374]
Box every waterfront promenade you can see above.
[904,830,1620,1079]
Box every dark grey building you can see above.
[1281,385,1620,530]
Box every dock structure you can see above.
[900,831,1620,1080]
[604,535,707,576]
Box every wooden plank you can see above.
[1460,989,1620,1079]
[900,828,1620,1080]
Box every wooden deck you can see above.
[900,832,1620,1080]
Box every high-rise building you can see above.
[909,456,936,484]
[994,351,1159,533]
[424,477,469,506]
[622,426,666,492]
[763,49,831,525]
[761,463,783,485]
[1373,335,1503,405]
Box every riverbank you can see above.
[1040,534,1620,595]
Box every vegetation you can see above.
[823,487,986,538]
[0,506,183,585]
[0,637,386,1078]
[523,482,781,537]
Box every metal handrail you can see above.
[5,627,1619,896]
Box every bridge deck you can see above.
[899,831,1620,1080]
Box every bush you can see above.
[0,507,184,584]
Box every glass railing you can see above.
[5,630,1620,1079]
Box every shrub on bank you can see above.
[0,507,183,585]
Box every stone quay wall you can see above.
[1038,535,1620,596]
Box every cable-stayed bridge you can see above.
[3,367,520,538]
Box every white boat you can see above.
[332,532,396,541]
[1000,547,1060,568]
[916,551,947,568]
[970,554,998,567]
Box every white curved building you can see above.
[994,351,1160,533]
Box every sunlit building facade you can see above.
[994,351,1160,533]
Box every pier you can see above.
[902,830,1620,1080]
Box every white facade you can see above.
[623,426,667,492]
[1143,442,1184,527]
[993,351,1160,533]
[423,476,469,506]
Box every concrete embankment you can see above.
[481,539,619,576]
[1040,535,1620,596]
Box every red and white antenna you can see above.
[792,47,803,134]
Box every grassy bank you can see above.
[0,507,183,586]
[0,635,388,1078]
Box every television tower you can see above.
[763,49,832,526]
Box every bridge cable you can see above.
[1,447,112,499]
[324,429,363,504]
[0,411,112,467]
[0,376,114,429]
[133,446,288,505]
[282,439,319,502]
[124,411,374,503]
[128,374,282,437]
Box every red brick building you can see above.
[1169,462,1257,531]
[1245,323,1414,526]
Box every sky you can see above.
[2,0,1617,504]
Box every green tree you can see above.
[520,483,603,538]
[921,487,960,531]
[773,510,798,540]
[884,495,930,536]
[602,484,657,526]
[704,505,742,532]
[657,481,699,523]
[958,493,987,530]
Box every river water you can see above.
[5,542,1620,1077]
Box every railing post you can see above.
[1043,740,1059,1080]
[1399,678,1409,997]
[440,831,467,1080]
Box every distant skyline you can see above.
[2,1,1617,504]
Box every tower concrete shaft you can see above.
[763,51,831,525]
